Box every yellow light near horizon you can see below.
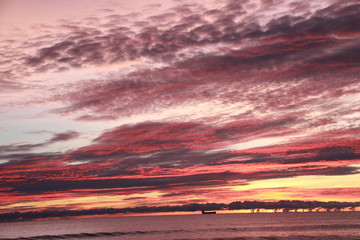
[254,190,295,201]
[229,172,360,202]
[0,191,164,212]
[233,173,360,191]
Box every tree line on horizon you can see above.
[1,200,359,222]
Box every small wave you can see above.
[0,229,190,240]
[221,223,360,232]
[175,235,360,240]
[1,224,359,240]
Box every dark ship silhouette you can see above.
[201,210,216,214]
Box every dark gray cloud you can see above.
[49,131,79,143]
[242,146,360,165]
[2,164,358,195]
[0,143,45,153]
[0,131,79,154]
[3,172,239,194]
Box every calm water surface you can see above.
[0,212,359,240]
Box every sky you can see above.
[0,0,359,214]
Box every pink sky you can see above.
[0,0,359,214]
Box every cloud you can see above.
[241,145,360,165]
[1,0,358,127]
[4,171,239,194]
[2,162,358,197]
[0,131,79,154]
[16,0,359,73]
[1,120,358,199]
[48,131,79,143]
[0,143,45,153]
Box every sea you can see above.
[0,212,359,240]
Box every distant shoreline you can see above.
[1,200,359,222]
